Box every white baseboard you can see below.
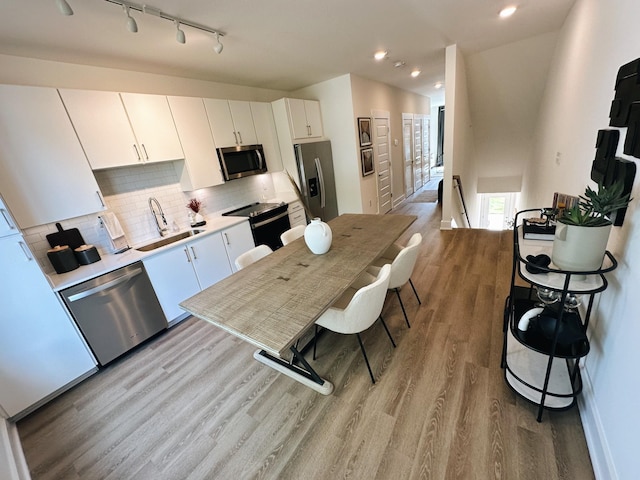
[578,365,618,480]
[0,419,30,480]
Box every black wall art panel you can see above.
[609,58,640,127]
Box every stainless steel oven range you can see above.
[223,202,290,250]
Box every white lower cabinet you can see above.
[144,223,254,323]
[288,200,307,227]
[0,234,97,419]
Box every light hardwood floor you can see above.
[18,198,595,480]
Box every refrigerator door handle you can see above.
[315,157,326,209]
[295,145,309,198]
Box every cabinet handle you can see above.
[0,209,16,231]
[190,246,197,260]
[96,191,105,207]
[237,131,243,144]
[133,144,141,161]
[224,233,230,245]
[184,247,192,263]
[141,143,149,160]
[307,125,311,136]
[18,241,33,261]
[233,131,239,145]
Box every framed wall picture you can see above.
[358,117,372,147]
[361,148,374,176]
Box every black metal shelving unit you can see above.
[501,209,617,422]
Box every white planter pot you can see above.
[551,222,612,272]
[304,218,332,254]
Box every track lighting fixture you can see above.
[56,1,225,54]
[55,0,74,16]
[123,5,138,33]
[175,20,185,44]
[214,32,223,54]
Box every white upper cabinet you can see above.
[0,85,105,228]
[167,96,224,191]
[204,99,258,147]
[119,92,184,163]
[60,89,183,169]
[285,98,323,140]
[250,101,283,172]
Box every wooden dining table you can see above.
[180,213,416,394]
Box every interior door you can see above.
[403,114,414,197]
[414,115,423,191]
[423,117,431,183]
[373,114,392,213]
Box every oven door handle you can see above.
[251,211,289,229]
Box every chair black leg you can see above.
[378,315,396,348]
[313,324,319,360]
[409,278,421,305]
[395,288,411,328]
[356,333,375,384]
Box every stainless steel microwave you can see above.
[217,144,267,181]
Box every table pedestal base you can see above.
[253,349,334,395]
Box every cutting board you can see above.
[46,223,85,249]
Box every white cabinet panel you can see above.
[59,89,141,169]
[0,197,18,238]
[188,233,233,289]
[204,99,258,147]
[120,93,184,163]
[285,98,323,140]
[0,85,105,229]
[250,102,283,172]
[167,96,224,191]
[221,221,255,272]
[0,234,96,418]
[288,200,307,228]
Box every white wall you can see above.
[522,0,640,478]
[443,44,475,229]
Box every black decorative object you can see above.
[591,129,619,184]
[624,102,640,157]
[609,58,640,127]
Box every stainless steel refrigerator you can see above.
[294,140,339,221]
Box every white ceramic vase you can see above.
[551,222,612,272]
[304,217,332,254]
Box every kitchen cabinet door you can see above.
[143,245,202,323]
[0,235,96,418]
[286,98,323,139]
[189,233,234,289]
[59,89,142,169]
[120,93,184,163]
[221,221,255,272]
[204,99,258,147]
[251,102,283,172]
[0,196,18,238]
[168,96,224,191]
[0,85,106,229]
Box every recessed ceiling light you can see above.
[499,6,517,18]
[434,82,443,89]
[393,61,405,68]
[374,50,388,61]
[411,69,421,78]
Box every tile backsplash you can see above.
[24,161,278,275]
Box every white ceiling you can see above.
[0,0,576,105]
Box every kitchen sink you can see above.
[135,229,205,252]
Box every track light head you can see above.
[175,20,186,44]
[214,32,223,54]
[123,5,138,33]
[56,0,74,16]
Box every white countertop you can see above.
[48,216,248,291]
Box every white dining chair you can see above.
[313,264,394,384]
[367,233,422,328]
[234,244,273,270]
[280,225,306,246]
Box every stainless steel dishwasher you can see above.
[60,261,167,365]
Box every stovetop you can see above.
[222,202,287,218]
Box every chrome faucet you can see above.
[148,197,168,237]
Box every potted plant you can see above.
[552,180,632,272]
[187,198,206,227]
